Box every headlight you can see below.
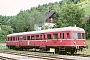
[74,42,76,44]
[83,42,85,44]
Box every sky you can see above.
[0,0,60,16]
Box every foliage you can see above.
[85,15,90,39]
[8,10,45,32]
[77,39,90,55]
[0,0,90,39]
[0,25,13,42]
[54,3,85,28]
[41,25,49,30]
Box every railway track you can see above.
[0,50,75,60]
[0,56,16,60]
[0,49,90,60]
[73,54,90,57]
[27,49,90,58]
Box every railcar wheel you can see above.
[71,49,75,54]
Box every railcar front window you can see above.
[72,33,85,39]
[78,33,81,39]
[72,33,77,39]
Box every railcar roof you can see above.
[7,27,85,36]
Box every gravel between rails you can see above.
[0,43,90,60]
[0,50,90,60]
[0,51,75,60]
[0,56,16,60]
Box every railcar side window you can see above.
[60,33,64,39]
[36,35,39,40]
[72,32,77,39]
[23,36,26,40]
[82,33,85,39]
[31,36,34,40]
[27,36,30,40]
[44,34,46,39]
[40,35,42,40]
[20,36,23,40]
[13,37,15,41]
[53,34,58,39]
[47,34,52,39]
[11,37,12,41]
[8,37,10,41]
[15,36,17,41]
[66,33,70,39]
[18,37,19,40]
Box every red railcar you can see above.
[6,26,88,54]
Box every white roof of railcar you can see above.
[7,27,85,37]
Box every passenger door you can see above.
[40,34,46,48]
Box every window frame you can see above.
[66,33,70,39]
[72,32,77,39]
[31,35,35,40]
[52,33,58,40]
[60,33,64,39]
[40,34,42,40]
[78,33,82,39]
[27,36,30,40]
[35,35,39,40]
[47,34,52,40]
[20,36,23,40]
[82,33,85,39]
[23,36,26,40]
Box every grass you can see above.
[77,39,90,55]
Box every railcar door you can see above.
[16,36,20,47]
[40,34,46,48]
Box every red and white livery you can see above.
[6,26,88,54]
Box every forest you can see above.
[0,0,90,42]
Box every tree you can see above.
[85,15,90,39]
[0,25,13,42]
[54,3,85,28]
[13,11,35,32]
[8,10,46,32]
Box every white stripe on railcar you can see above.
[7,27,85,37]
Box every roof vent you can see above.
[74,25,76,27]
